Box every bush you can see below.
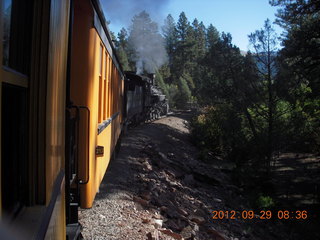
[190,105,251,164]
[256,195,275,209]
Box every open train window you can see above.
[1,0,34,217]
[3,0,33,75]
[1,83,28,215]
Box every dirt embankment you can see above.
[79,111,318,240]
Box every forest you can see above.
[112,0,319,202]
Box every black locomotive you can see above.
[124,72,169,126]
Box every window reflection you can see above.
[2,0,33,74]
[3,0,12,66]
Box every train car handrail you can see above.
[78,106,90,185]
[67,105,90,185]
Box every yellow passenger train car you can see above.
[0,0,124,239]
[69,0,124,209]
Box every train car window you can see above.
[103,51,108,120]
[1,83,28,215]
[3,0,33,75]
[3,0,11,66]
[1,0,34,216]
[99,44,103,77]
[108,59,112,117]
[98,44,103,123]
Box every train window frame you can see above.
[2,0,33,76]
[0,0,4,217]
[2,66,28,88]
[103,50,108,120]
[1,0,31,217]
[1,0,47,218]
[98,43,103,123]
[109,61,113,117]
[2,0,29,88]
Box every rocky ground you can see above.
[79,111,319,240]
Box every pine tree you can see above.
[270,0,320,95]
[206,24,220,50]
[155,71,169,98]
[191,19,206,95]
[174,75,192,108]
[248,19,280,171]
[172,12,196,92]
[162,14,177,71]
[116,28,130,71]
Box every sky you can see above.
[102,0,283,51]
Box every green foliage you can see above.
[117,46,130,71]
[116,8,319,160]
[167,84,179,108]
[162,14,177,71]
[155,71,169,98]
[173,75,192,108]
[256,195,275,209]
[190,106,252,164]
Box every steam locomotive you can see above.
[124,72,168,126]
[0,0,167,239]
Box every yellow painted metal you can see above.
[44,0,69,238]
[44,177,66,240]
[45,0,69,205]
[71,0,124,208]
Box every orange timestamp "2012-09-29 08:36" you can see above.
[212,210,308,220]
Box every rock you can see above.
[147,231,159,240]
[165,219,181,232]
[180,225,194,239]
[143,161,153,171]
[189,215,206,225]
[207,228,227,240]
[178,208,189,217]
[147,232,153,240]
[192,223,199,232]
[142,218,150,224]
[148,181,157,191]
[177,218,189,230]
[166,208,180,219]
[153,219,163,229]
[160,206,168,213]
[133,196,149,207]
[164,218,188,232]
[184,174,195,185]
[213,198,222,203]
[160,228,184,240]
[167,152,175,159]
[153,212,162,219]
[140,191,151,201]
[193,208,205,216]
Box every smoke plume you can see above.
[128,11,168,74]
[101,0,169,74]
[101,0,171,28]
